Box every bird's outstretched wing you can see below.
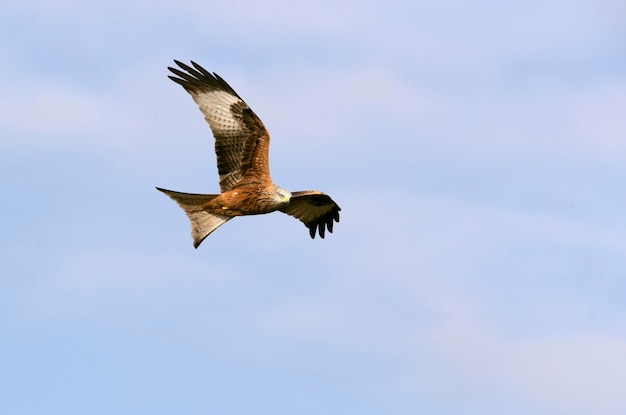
[168,60,271,192]
[279,191,341,238]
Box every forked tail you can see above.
[156,187,232,248]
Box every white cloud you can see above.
[223,62,626,171]
[3,1,624,172]
[9,249,234,319]
[257,188,626,412]
[427,311,626,414]
[571,81,626,158]
[0,59,216,173]
[1,1,624,414]
[0,81,104,140]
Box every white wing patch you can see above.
[190,89,242,134]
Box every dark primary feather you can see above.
[167,60,242,98]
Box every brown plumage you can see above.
[157,60,341,248]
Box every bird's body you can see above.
[198,183,291,216]
[157,60,340,248]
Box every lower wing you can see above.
[279,191,341,238]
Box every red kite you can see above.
[157,61,341,248]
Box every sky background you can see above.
[1,0,626,414]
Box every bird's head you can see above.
[274,186,292,204]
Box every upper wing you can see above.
[279,191,341,238]
[168,60,272,192]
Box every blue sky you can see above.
[1,0,626,414]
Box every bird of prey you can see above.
[157,60,341,248]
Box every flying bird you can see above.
[157,60,341,248]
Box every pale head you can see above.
[273,185,292,204]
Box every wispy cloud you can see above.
[1,1,625,414]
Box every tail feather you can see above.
[156,187,232,248]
